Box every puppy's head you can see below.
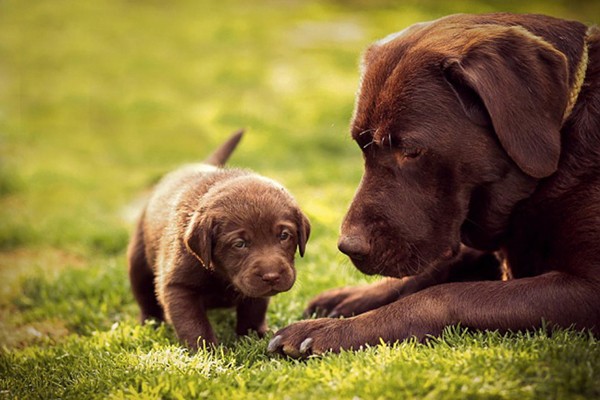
[185,175,310,298]
[339,14,587,278]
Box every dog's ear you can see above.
[442,25,569,178]
[296,211,311,257]
[184,212,213,269]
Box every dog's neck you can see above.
[563,28,591,123]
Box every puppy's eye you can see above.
[232,239,247,249]
[278,230,291,241]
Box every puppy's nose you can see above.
[261,272,281,285]
[338,235,370,260]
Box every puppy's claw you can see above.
[267,335,282,353]
[299,337,314,354]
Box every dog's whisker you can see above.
[464,217,486,231]
[407,242,428,276]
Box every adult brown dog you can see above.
[268,13,600,357]
[128,131,310,349]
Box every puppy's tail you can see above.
[204,129,244,167]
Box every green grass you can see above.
[1,0,599,398]
[3,325,599,399]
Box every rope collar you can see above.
[563,30,590,122]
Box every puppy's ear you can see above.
[442,25,569,179]
[184,212,213,269]
[296,212,311,257]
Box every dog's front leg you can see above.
[303,277,419,318]
[304,247,501,318]
[162,284,217,349]
[270,270,599,358]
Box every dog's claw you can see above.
[267,335,282,353]
[299,337,314,354]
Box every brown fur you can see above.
[128,132,310,349]
[269,13,600,357]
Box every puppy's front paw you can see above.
[267,318,358,358]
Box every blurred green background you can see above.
[1,1,599,397]
[2,0,598,259]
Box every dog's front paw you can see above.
[304,282,399,318]
[303,286,363,318]
[267,318,363,358]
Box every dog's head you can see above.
[185,175,310,297]
[339,14,588,277]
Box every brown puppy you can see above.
[128,131,310,349]
[269,13,600,357]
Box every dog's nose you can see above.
[338,235,370,260]
[261,272,281,285]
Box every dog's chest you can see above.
[502,203,560,278]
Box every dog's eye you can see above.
[232,239,247,249]
[395,148,423,164]
[403,148,422,158]
[279,230,291,241]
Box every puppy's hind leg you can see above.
[127,225,164,323]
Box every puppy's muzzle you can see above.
[254,267,293,292]
[260,271,282,285]
[238,260,295,297]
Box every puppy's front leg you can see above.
[163,285,217,349]
[236,297,269,337]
